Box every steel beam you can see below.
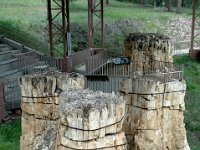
[61,0,67,59]
[47,0,70,72]
[88,0,104,49]
[47,0,70,58]
[47,0,53,57]
[47,0,105,71]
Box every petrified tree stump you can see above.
[20,72,127,150]
[120,76,190,150]
[20,72,85,150]
[58,89,127,149]
[123,33,173,73]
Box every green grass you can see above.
[0,0,191,40]
[174,55,200,150]
[0,120,21,150]
[0,0,47,41]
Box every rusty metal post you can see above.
[101,0,104,48]
[47,0,54,57]
[66,0,70,32]
[47,0,70,72]
[61,0,68,72]
[88,0,104,49]
[61,0,67,59]
[88,0,93,48]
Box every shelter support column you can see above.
[47,0,70,71]
[88,0,104,49]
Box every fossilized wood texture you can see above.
[58,89,127,149]
[20,72,85,150]
[123,33,173,73]
[120,77,190,150]
[20,72,127,150]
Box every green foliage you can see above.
[103,20,140,55]
[182,0,192,8]
[71,23,88,52]
[174,55,200,150]
[0,20,50,55]
[0,120,21,150]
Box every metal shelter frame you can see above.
[47,0,70,58]
[88,0,104,49]
[47,0,199,62]
[47,0,104,71]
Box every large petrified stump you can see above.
[120,76,190,150]
[58,89,127,149]
[123,33,173,73]
[20,72,85,150]
[20,72,127,150]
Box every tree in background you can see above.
[140,0,145,5]
[106,0,110,5]
[165,0,182,13]
[166,0,183,13]
[176,0,182,13]
[182,0,192,7]
[116,0,190,11]
[156,0,163,7]
[166,0,173,12]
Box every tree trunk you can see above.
[140,0,145,5]
[176,0,182,13]
[106,0,109,5]
[156,0,163,7]
[166,0,173,12]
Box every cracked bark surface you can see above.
[123,33,173,75]
[20,72,127,150]
[20,72,86,150]
[121,77,190,150]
